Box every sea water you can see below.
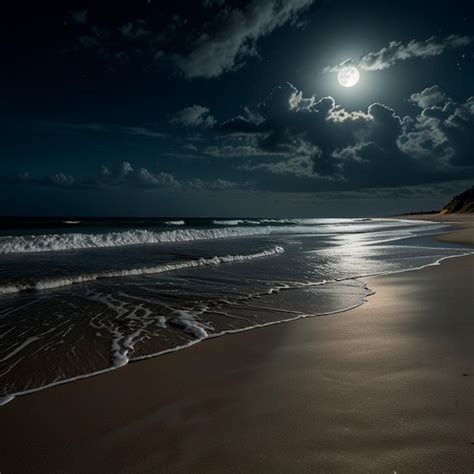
[0,217,471,403]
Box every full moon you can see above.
[337,66,360,87]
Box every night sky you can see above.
[1,0,473,217]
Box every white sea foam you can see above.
[212,219,243,225]
[172,309,210,339]
[164,220,185,225]
[212,219,260,225]
[0,226,271,254]
[0,219,442,255]
[260,218,355,225]
[0,246,285,294]
[0,394,15,406]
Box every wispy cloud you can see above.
[174,0,315,79]
[169,105,216,128]
[324,35,472,72]
[409,85,450,108]
[71,10,88,25]
[72,18,166,71]
[0,172,79,188]
[41,121,167,139]
[203,144,286,158]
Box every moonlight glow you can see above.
[338,66,360,87]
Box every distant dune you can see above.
[395,186,474,221]
[440,186,474,214]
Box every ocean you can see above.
[0,217,471,404]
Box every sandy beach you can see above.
[0,218,473,473]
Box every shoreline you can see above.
[0,220,473,472]
[394,212,474,246]
[1,220,471,408]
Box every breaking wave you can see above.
[0,245,284,294]
[0,226,271,254]
[164,220,185,225]
[212,219,261,225]
[61,220,81,225]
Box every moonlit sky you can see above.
[1,0,473,217]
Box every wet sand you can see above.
[395,212,474,245]
[0,224,473,473]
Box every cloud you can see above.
[71,10,88,25]
[409,85,450,108]
[50,172,76,186]
[119,126,167,139]
[240,141,323,177]
[187,177,245,190]
[119,21,151,39]
[72,19,163,70]
[214,82,474,190]
[218,115,265,134]
[204,144,285,158]
[174,0,314,79]
[203,0,226,7]
[42,121,167,139]
[244,154,316,178]
[324,34,472,72]
[0,172,80,188]
[183,144,198,152]
[1,162,247,192]
[78,36,100,48]
[170,105,216,128]
[219,83,372,178]
[399,93,474,167]
[96,162,181,188]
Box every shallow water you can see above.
[0,217,471,403]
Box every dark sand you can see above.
[0,224,473,473]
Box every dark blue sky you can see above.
[1,0,473,216]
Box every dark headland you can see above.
[395,186,474,228]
